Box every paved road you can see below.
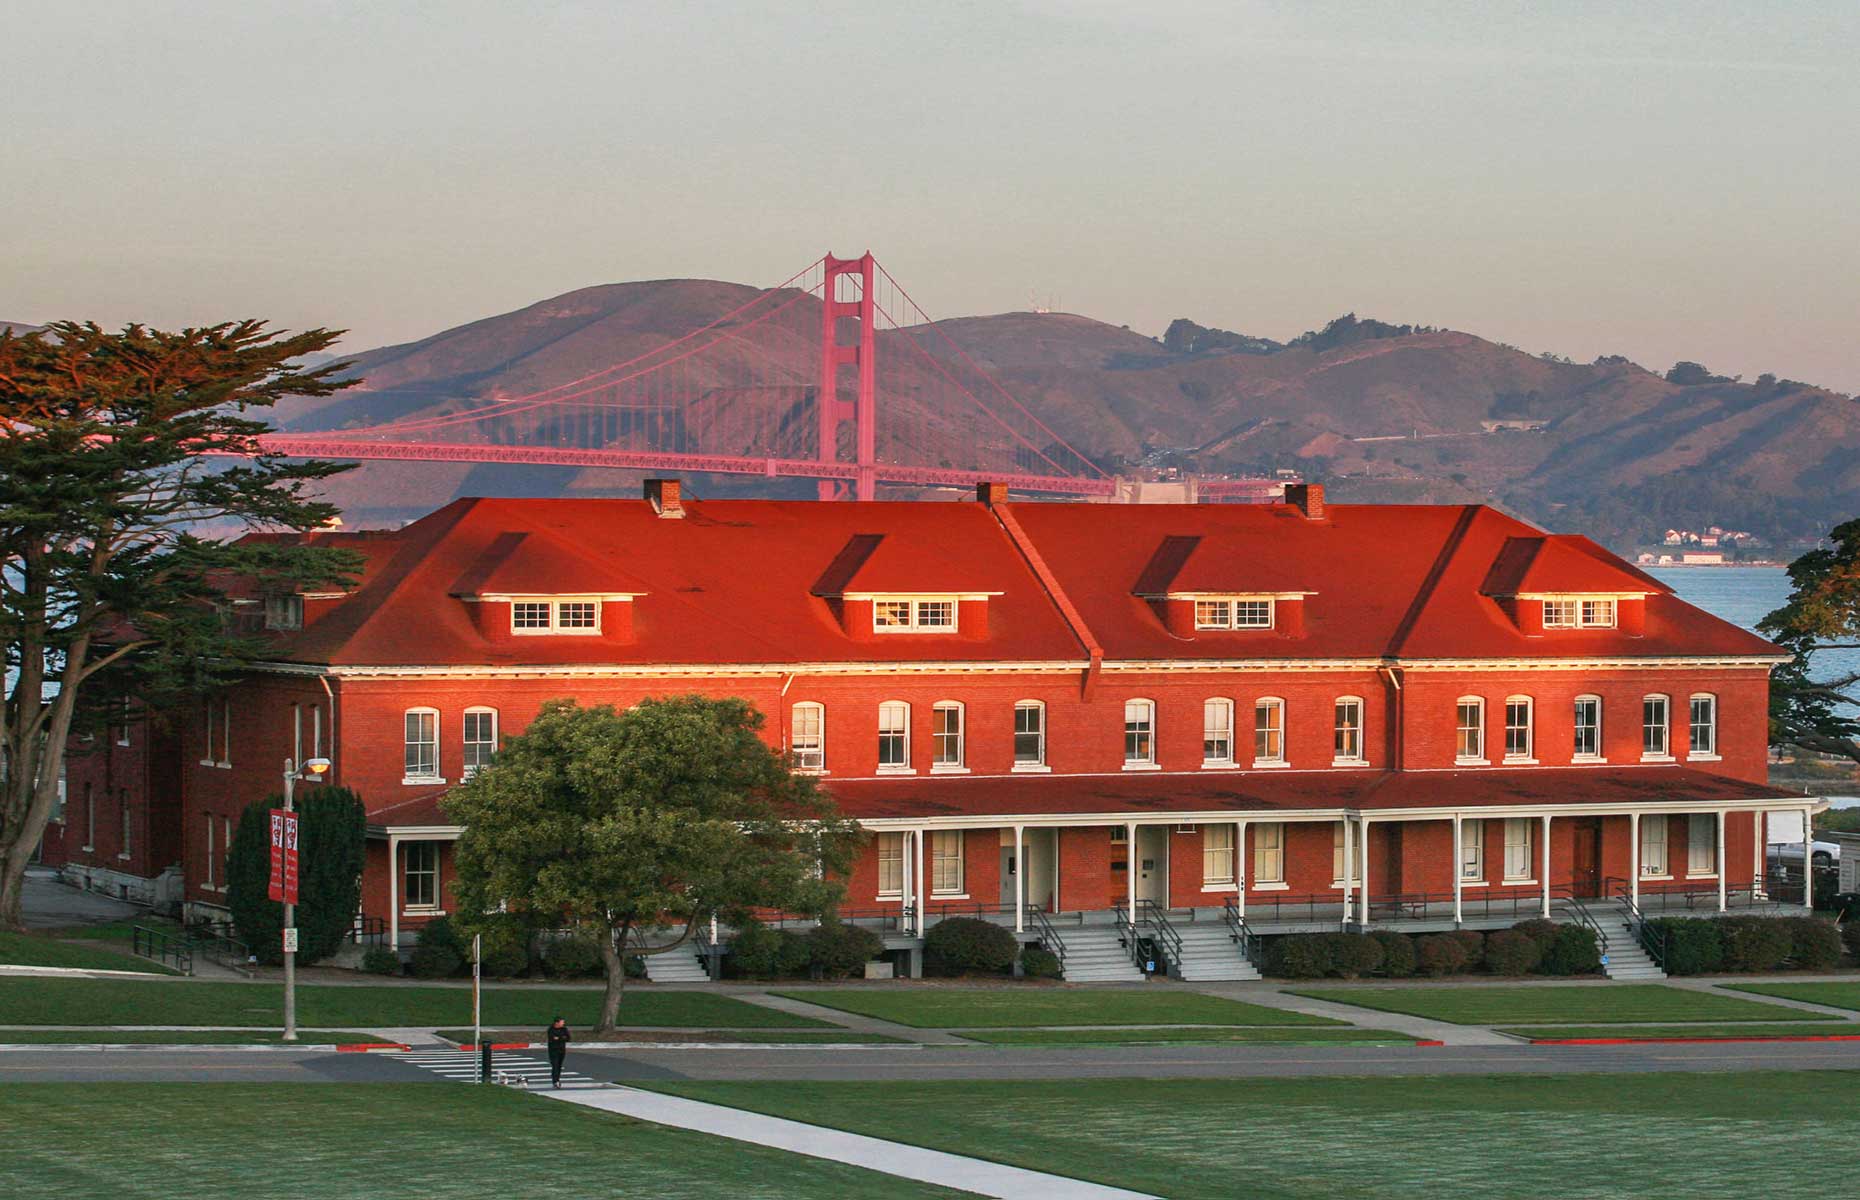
[7,1038,1860,1084]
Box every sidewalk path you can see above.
[735,990,968,1044]
[544,1085,1156,1199]
[1229,985,1512,1045]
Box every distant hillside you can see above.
[278,281,1860,549]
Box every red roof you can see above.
[1481,534,1660,597]
[822,767,1800,821]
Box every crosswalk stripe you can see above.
[385,1049,602,1089]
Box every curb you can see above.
[1527,1034,1860,1046]
[0,1042,408,1053]
[1414,1039,1445,1047]
[444,1038,920,1052]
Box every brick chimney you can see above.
[1284,483,1325,519]
[644,479,684,518]
[976,482,1009,507]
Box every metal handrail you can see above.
[1024,904,1067,974]
[188,925,253,975]
[1137,900,1184,976]
[1111,903,1146,972]
[346,915,387,945]
[1609,880,1670,971]
[1548,887,1610,958]
[1221,897,1262,962]
[132,925,193,975]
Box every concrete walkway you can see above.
[1242,985,1512,1045]
[19,868,144,929]
[735,990,968,1044]
[544,1085,1156,1199]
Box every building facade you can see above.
[174,482,1817,973]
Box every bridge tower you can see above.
[817,252,878,501]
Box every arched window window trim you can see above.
[403,707,442,784]
[790,702,825,774]
[1202,698,1235,767]
[1641,694,1673,761]
[1012,700,1048,772]
[1573,694,1604,762]
[1123,699,1157,769]
[931,701,967,773]
[877,701,912,774]
[1455,696,1486,765]
[1502,695,1535,763]
[1252,697,1287,767]
[1687,693,1719,760]
[462,706,499,779]
[1332,696,1366,766]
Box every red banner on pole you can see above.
[281,812,301,906]
[267,809,286,902]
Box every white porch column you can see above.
[1125,821,1138,917]
[1629,812,1641,908]
[1342,815,1355,927]
[1013,825,1025,933]
[1754,810,1767,897]
[1540,813,1553,918]
[1451,815,1463,926]
[1803,806,1815,911]
[916,828,929,934]
[386,834,400,955]
[1716,811,1727,913]
[1359,817,1372,930]
[1235,820,1248,919]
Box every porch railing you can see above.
[1138,900,1184,977]
[189,921,253,976]
[1608,881,1670,972]
[346,915,387,946]
[132,925,193,976]
[1221,897,1262,962]
[1024,904,1067,975]
[1112,903,1147,973]
[760,906,916,934]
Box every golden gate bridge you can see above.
[255,252,1281,502]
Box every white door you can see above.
[1136,826,1168,906]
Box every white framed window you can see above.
[1193,597,1274,630]
[120,790,132,858]
[1333,698,1365,764]
[1202,699,1234,765]
[1642,695,1671,759]
[203,814,215,889]
[1573,695,1602,760]
[221,817,231,888]
[877,701,911,771]
[201,698,233,767]
[115,698,132,747]
[1503,818,1532,881]
[1203,825,1236,886]
[877,832,904,897]
[83,784,96,852]
[1640,815,1669,876]
[931,702,965,770]
[404,841,440,910]
[1455,698,1485,762]
[403,708,440,780]
[1542,598,1579,628]
[1013,701,1046,768]
[872,597,958,633]
[1110,826,1128,844]
[931,830,964,895]
[462,708,497,778]
[1688,813,1716,875]
[1503,696,1533,761]
[1253,698,1285,765]
[1688,694,1717,757]
[1542,597,1616,628]
[791,703,825,773]
[1581,598,1616,627]
[509,598,602,635]
[1461,820,1486,880]
[1252,822,1284,884]
[50,761,67,825]
[1123,700,1155,766]
[312,704,323,760]
[1331,821,1361,886]
[264,594,304,631]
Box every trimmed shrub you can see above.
[1416,933,1471,977]
[226,787,367,967]
[410,917,464,979]
[923,917,1018,976]
[540,933,604,979]
[1323,932,1384,979]
[1780,916,1842,970]
[1020,944,1063,980]
[1842,918,1860,965]
[624,954,647,979]
[1447,929,1486,969]
[360,946,401,975]
[807,919,884,978]
[475,914,535,978]
[1652,918,1724,976]
[1263,934,1334,979]
[1541,924,1602,976]
[1482,929,1543,976]
[1370,930,1416,978]
[729,920,810,978]
[1720,916,1790,972]
[1513,918,1560,954]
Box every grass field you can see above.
[436,1027,906,1045]
[32,918,181,941]
[650,1073,1860,1199]
[0,1084,964,1199]
[0,930,175,975]
[1497,1024,1860,1042]
[955,1026,1415,1046]
[0,1029,389,1044]
[1727,982,1860,1012]
[0,978,830,1028]
[772,988,1337,1028]
[1289,983,1816,1025]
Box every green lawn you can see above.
[0,1084,964,1199]
[956,1026,1415,1046]
[650,1073,1860,1199]
[1727,982,1860,1012]
[772,987,1338,1028]
[1289,984,1817,1025]
[0,978,829,1028]
[1498,1024,1860,1042]
[0,929,175,975]
[33,918,181,941]
[0,1029,390,1044]
[436,1028,906,1045]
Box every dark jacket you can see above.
[547,1024,571,1058]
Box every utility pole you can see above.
[280,756,330,1041]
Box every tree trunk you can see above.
[0,853,27,932]
[594,920,631,1036]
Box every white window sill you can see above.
[1250,882,1289,891]
[1686,753,1722,763]
[877,892,903,902]
[1455,758,1489,767]
[1332,758,1369,768]
[876,766,917,776]
[1500,878,1538,887]
[402,775,447,787]
[1011,764,1051,774]
[1122,762,1161,772]
[1201,883,1239,893]
[1461,879,1489,888]
[117,853,133,862]
[1200,761,1238,771]
[1684,873,1719,880]
[1502,757,1539,766]
[1640,754,1675,764]
[1328,882,1363,890]
[402,907,446,917]
[80,846,95,853]
[1573,755,1608,765]
[930,765,970,775]
[198,760,215,768]
[1251,759,1289,770]
[929,893,969,901]
[1638,873,1673,881]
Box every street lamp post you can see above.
[280,756,331,1041]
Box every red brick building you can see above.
[175,481,1818,979]
[35,715,185,910]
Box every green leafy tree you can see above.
[0,321,356,931]
[1759,518,1860,761]
[444,696,862,1033]
[225,787,367,966]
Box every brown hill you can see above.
[281,282,1859,548]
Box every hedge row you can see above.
[405,915,647,980]
[726,918,884,980]
[1261,920,1600,979]
[1650,915,1843,975]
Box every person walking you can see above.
[545,1017,571,1088]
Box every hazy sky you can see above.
[6,1,1858,389]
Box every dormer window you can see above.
[872,597,957,633]
[1193,597,1274,630]
[264,594,303,632]
[510,597,602,635]
[1542,597,1616,628]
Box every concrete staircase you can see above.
[1602,926,1668,981]
[641,949,712,983]
[1054,924,1147,983]
[1167,921,1262,982]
